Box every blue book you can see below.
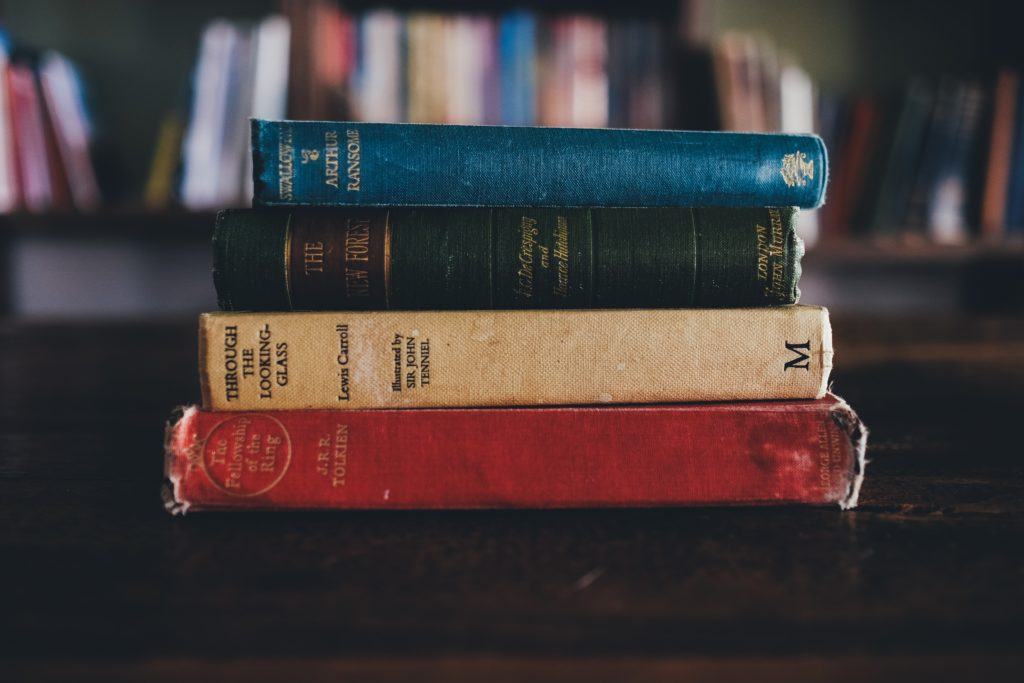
[1005,80,1024,233]
[251,119,828,208]
[499,12,536,127]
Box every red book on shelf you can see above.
[7,63,52,212]
[981,69,1018,239]
[822,97,878,239]
[164,395,867,514]
[0,45,20,211]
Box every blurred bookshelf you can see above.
[805,238,1024,267]
[1,0,1023,315]
[0,210,215,239]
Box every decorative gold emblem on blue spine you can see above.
[780,152,815,188]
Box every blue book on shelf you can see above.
[499,12,536,127]
[1005,81,1024,233]
[251,119,828,208]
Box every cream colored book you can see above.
[199,307,832,410]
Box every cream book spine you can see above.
[199,307,832,410]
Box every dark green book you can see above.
[213,207,802,311]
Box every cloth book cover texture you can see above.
[198,306,832,410]
[164,395,866,513]
[251,119,827,208]
[213,206,803,311]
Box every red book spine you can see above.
[164,395,866,513]
[7,64,52,212]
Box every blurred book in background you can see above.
[8,58,53,212]
[0,31,101,214]
[143,112,183,210]
[180,16,291,210]
[819,75,999,246]
[6,1,1024,251]
[353,9,403,123]
[39,52,102,212]
[981,70,1018,239]
[285,6,668,130]
[0,36,15,213]
[499,11,537,127]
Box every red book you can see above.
[981,69,1018,239]
[823,98,878,239]
[7,63,52,212]
[165,395,866,513]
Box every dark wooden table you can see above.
[2,315,1023,681]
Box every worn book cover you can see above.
[251,119,827,208]
[164,395,866,513]
[213,206,803,311]
[198,306,832,410]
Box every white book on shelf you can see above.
[406,14,447,123]
[216,25,254,207]
[243,15,290,202]
[251,19,289,115]
[929,82,983,245]
[445,15,491,125]
[39,52,101,211]
[356,10,402,123]
[181,20,237,210]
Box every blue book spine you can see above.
[252,120,828,208]
[499,12,535,127]
[1005,83,1024,232]
[516,13,537,127]
[499,14,519,126]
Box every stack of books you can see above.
[164,120,866,513]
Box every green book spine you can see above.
[213,207,802,311]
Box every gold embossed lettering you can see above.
[346,129,361,191]
[324,130,340,188]
[303,241,324,274]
